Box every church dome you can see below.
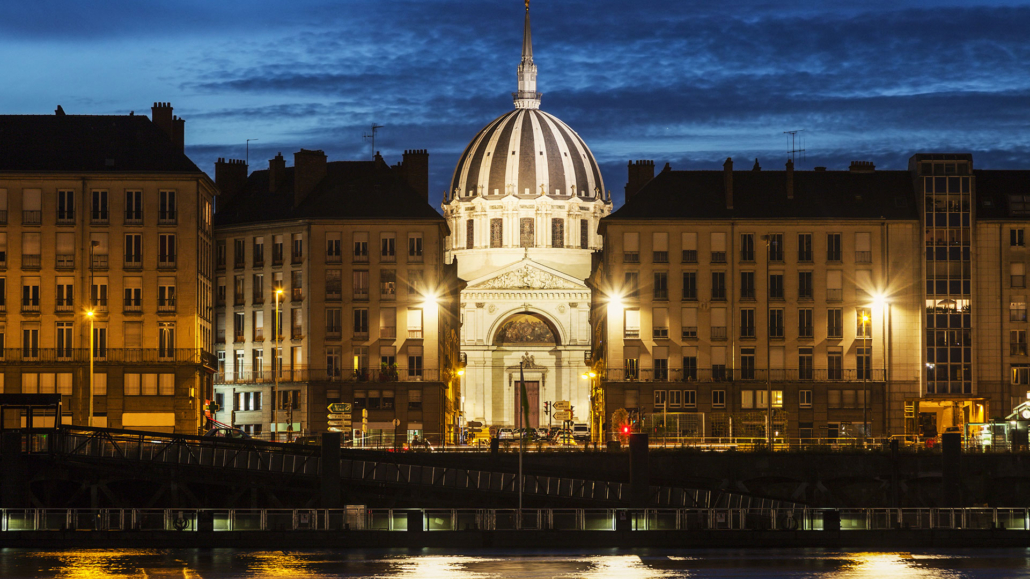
[449,108,605,201]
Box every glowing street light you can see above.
[86,309,95,428]
[274,287,283,442]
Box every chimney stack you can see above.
[395,149,429,202]
[624,160,655,202]
[214,158,249,209]
[171,116,185,152]
[849,160,876,173]
[786,159,794,200]
[293,149,327,208]
[269,153,286,193]
[150,102,184,152]
[723,157,733,210]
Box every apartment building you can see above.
[0,103,216,433]
[211,150,461,443]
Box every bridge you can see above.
[0,426,799,511]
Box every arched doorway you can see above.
[494,313,558,428]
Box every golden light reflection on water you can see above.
[829,552,961,578]
[567,555,681,579]
[390,556,494,579]
[26,549,195,579]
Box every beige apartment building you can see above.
[211,150,461,443]
[0,103,216,433]
[591,155,1030,441]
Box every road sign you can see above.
[328,413,348,420]
[328,420,348,428]
[328,403,352,413]
[468,421,483,428]
[553,411,572,421]
[553,401,571,411]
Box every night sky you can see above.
[3,0,1029,207]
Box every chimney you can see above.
[151,102,174,142]
[786,159,794,200]
[723,157,733,210]
[171,115,185,152]
[849,160,876,173]
[753,158,761,171]
[293,149,327,208]
[214,158,248,209]
[624,160,655,202]
[396,149,429,202]
[268,153,286,193]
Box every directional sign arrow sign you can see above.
[328,403,352,414]
[553,411,572,421]
[328,413,348,420]
[553,401,571,411]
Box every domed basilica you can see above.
[443,2,612,430]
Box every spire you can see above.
[513,1,541,109]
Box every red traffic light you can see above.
[621,425,630,435]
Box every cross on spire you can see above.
[513,1,541,109]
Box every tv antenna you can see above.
[363,124,384,159]
[246,139,258,166]
[784,130,805,165]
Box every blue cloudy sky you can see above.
[3,0,1029,206]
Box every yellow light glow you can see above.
[589,371,597,378]
[873,293,888,308]
[862,314,870,323]
[581,373,589,380]
[456,369,465,377]
[86,310,94,318]
[275,288,284,295]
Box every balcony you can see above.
[272,250,284,266]
[252,291,264,305]
[353,253,369,264]
[798,251,813,263]
[234,294,246,306]
[798,291,814,301]
[234,259,245,270]
[0,303,6,314]
[711,251,726,263]
[253,256,265,268]
[123,301,142,313]
[711,326,727,340]
[682,326,697,339]
[408,253,423,264]
[623,252,639,264]
[326,290,341,301]
[234,334,245,343]
[826,288,843,301]
[653,326,669,339]
[653,251,668,264]
[380,326,396,339]
[827,251,842,262]
[22,210,41,225]
[91,212,109,225]
[799,326,814,338]
[22,254,41,269]
[380,253,395,264]
[0,348,206,364]
[740,326,756,339]
[56,254,74,269]
[353,289,369,301]
[326,327,342,340]
[1011,342,1027,356]
[158,299,176,313]
[124,211,143,226]
[57,210,75,225]
[92,298,108,313]
[158,210,177,225]
[740,251,754,262]
[711,290,726,301]
[354,330,369,341]
[158,256,176,269]
[291,252,303,265]
[214,366,440,385]
[856,251,872,263]
[22,302,40,314]
[624,329,640,339]
[602,367,887,382]
[408,329,424,339]
[124,257,142,269]
[682,250,697,264]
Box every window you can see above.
[123,277,141,312]
[683,347,697,381]
[1013,263,1026,288]
[826,270,843,301]
[799,308,813,338]
[216,240,226,268]
[653,272,668,300]
[408,233,424,261]
[56,322,73,359]
[653,232,668,263]
[623,232,639,263]
[125,190,142,223]
[740,233,754,261]
[1011,300,1027,322]
[22,277,40,312]
[740,347,755,380]
[769,274,784,299]
[354,308,369,336]
[711,232,726,263]
[326,308,342,338]
[1011,330,1027,356]
[233,276,245,305]
[233,391,262,411]
[1012,229,1025,248]
[1012,365,1030,385]
[681,308,697,339]
[711,346,726,380]
[233,312,245,342]
[683,390,696,408]
[768,233,783,262]
[740,271,755,299]
[797,233,812,262]
[466,220,475,249]
[857,307,871,338]
[57,278,74,312]
[654,346,668,380]
[827,233,841,261]
[740,308,755,338]
[252,274,264,304]
[406,269,424,297]
[380,270,396,299]
[324,269,342,301]
[57,190,74,223]
[711,272,726,300]
[158,234,176,267]
[653,390,666,408]
[712,390,725,408]
[798,271,813,300]
[855,232,871,262]
[682,232,697,263]
[681,272,697,301]
[408,345,424,379]
[652,307,668,339]
[291,270,303,301]
[158,280,175,312]
[769,308,784,338]
[56,232,74,268]
[291,308,303,339]
[552,215,568,244]
[158,323,175,359]
[353,271,369,300]
[580,219,589,249]
[273,235,284,265]
[91,277,108,312]
[292,233,304,263]
[520,218,534,248]
[0,233,6,267]
[799,390,812,408]
[252,311,264,341]
[828,308,843,338]
[624,347,639,380]
[668,389,682,408]
[624,309,640,338]
[711,307,727,340]
[254,236,266,266]
[353,232,369,262]
[159,373,174,396]
[159,190,176,223]
[828,347,843,380]
[123,234,142,268]
[799,347,814,380]
[857,346,872,380]
[0,278,6,313]
[490,218,503,248]
[625,271,639,298]
[91,190,108,223]
[407,308,423,339]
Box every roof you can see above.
[972,170,1030,219]
[215,158,445,227]
[605,168,920,222]
[0,114,201,173]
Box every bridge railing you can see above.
[2,507,1028,532]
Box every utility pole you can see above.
[763,235,772,448]
[246,139,258,166]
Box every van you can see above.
[572,423,590,441]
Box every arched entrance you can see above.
[493,313,558,428]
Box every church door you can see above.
[514,381,540,428]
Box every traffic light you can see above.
[544,401,550,415]
[621,424,631,435]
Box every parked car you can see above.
[498,428,515,440]
[203,427,251,439]
[536,428,549,440]
[572,423,590,441]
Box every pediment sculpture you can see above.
[473,265,581,290]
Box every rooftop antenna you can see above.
[363,124,384,160]
[246,139,259,166]
[784,130,805,165]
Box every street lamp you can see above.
[872,293,889,439]
[86,309,94,428]
[761,235,771,448]
[862,310,872,443]
[274,287,283,442]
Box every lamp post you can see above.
[872,294,888,440]
[273,287,283,442]
[862,310,871,444]
[762,235,771,448]
[87,309,94,427]
[581,370,599,447]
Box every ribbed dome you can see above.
[449,109,605,201]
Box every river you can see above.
[1,549,1029,578]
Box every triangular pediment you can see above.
[466,259,586,291]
